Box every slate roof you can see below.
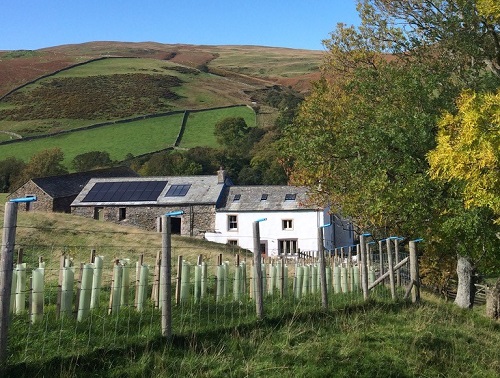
[71,175,227,206]
[218,185,318,212]
[26,166,139,198]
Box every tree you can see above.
[0,157,25,192]
[428,90,500,219]
[139,151,202,176]
[72,151,114,171]
[214,117,251,151]
[283,0,500,307]
[11,148,68,189]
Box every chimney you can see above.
[217,166,227,184]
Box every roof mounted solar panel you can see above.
[165,184,191,197]
[82,180,168,202]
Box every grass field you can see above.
[0,105,255,167]
[180,106,256,148]
[0,114,184,167]
[1,198,499,377]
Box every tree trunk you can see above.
[485,279,500,320]
[454,255,475,309]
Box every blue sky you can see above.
[1,1,360,51]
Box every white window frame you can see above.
[228,215,238,230]
[282,219,293,230]
[227,239,238,246]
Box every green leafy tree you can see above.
[72,151,114,171]
[12,148,68,189]
[214,117,251,150]
[0,157,26,192]
[283,0,500,307]
[139,151,202,176]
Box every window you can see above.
[233,194,241,202]
[118,207,126,221]
[228,215,238,230]
[93,207,104,220]
[278,239,298,255]
[165,184,191,197]
[260,194,268,201]
[282,219,293,230]
[228,240,238,246]
[284,193,296,201]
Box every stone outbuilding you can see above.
[71,171,231,236]
[8,166,139,213]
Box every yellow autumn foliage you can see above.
[428,89,500,218]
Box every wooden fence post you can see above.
[161,215,172,340]
[0,202,18,362]
[359,234,369,300]
[386,238,396,300]
[253,219,265,319]
[318,224,330,311]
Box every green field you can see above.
[0,106,255,167]
[180,106,256,148]
[0,114,183,166]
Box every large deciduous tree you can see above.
[283,0,500,307]
[11,148,68,189]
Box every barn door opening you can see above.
[171,217,181,234]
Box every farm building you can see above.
[8,166,138,213]
[71,170,231,236]
[204,185,354,257]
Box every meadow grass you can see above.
[0,114,183,166]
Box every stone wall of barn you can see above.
[71,204,216,237]
[9,181,53,212]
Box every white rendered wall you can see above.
[205,210,328,257]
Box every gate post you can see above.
[409,239,422,303]
[0,196,36,363]
[359,233,370,300]
[318,223,331,311]
[253,218,266,319]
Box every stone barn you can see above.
[71,171,231,236]
[8,166,139,213]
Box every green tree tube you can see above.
[284,265,289,296]
[269,264,276,296]
[194,264,201,303]
[61,266,74,317]
[353,266,360,292]
[369,267,376,286]
[15,263,26,314]
[233,265,241,301]
[241,261,247,297]
[90,256,103,309]
[302,265,310,296]
[341,266,348,293]
[326,265,332,293]
[111,264,123,314]
[77,263,94,322]
[216,265,224,302]
[223,262,229,298]
[137,264,149,312]
[201,262,207,299]
[120,259,130,307]
[31,268,44,324]
[295,265,303,299]
[261,262,267,297]
[311,264,318,294]
[180,261,190,303]
[333,265,341,294]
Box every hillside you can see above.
[0,42,320,168]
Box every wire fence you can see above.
[2,241,415,365]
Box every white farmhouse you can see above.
[205,185,354,257]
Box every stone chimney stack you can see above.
[217,166,227,184]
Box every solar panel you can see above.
[165,184,191,197]
[82,181,168,202]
